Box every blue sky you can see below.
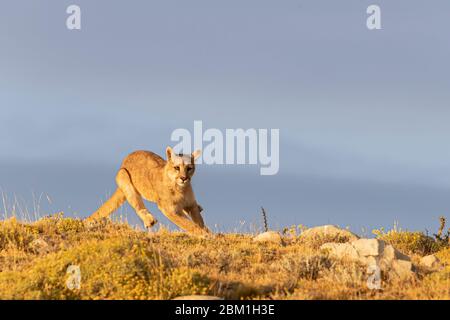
[1,1,450,233]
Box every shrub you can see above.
[0,217,38,252]
[373,228,441,256]
[0,237,210,299]
[34,213,85,236]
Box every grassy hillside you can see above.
[0,214,448,300]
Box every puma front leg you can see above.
[116,168,157,229]
[184,204,208,231]
[160,206,210,236]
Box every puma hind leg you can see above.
[116,168,158,229]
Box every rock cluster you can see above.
[253,225,443,280]
[321,238,414,279]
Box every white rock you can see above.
[173,295,223,300]
[351,239,385,257]
[361,256,378,266]
[420,255,442,269]
[321,243,360,260]
[391,259,414,279]
[253,231,283,244]
[300,225,359,242]
[381,245,410,266]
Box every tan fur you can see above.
[86,147,210,235]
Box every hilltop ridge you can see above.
[0,215,448,299]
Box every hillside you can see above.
[0,214,448,300]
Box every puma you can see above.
[86,147,210,235]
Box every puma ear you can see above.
[166,146,173,161]
[192,149,201,161]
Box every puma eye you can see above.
[187,167,193,171]
[174,166,180,171]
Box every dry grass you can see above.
[0,215,448,300]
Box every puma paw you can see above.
[137,209,158,229]
[144,217,158,229]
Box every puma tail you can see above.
[86,188,126,222]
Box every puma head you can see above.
[165,147,201,187]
